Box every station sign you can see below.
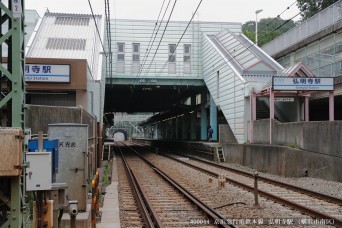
[273,77,334,91]
[275,97,294,102]
[25,64,71,83]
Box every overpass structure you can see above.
[105,19,285,143]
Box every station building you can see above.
[25,11,104,123]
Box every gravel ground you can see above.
[146,153,338,227]
[216,161,342,199]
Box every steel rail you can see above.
[131,140,342,206]
[116,143,162,228]
[178,153,342,206]
[161,153,342,227]
[121,142,236,228]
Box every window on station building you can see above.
[183,44,191,74]
[132,43,140,62]
[168,44,176,74]
[117,43,125,73]
[117,43,125,61]
[132,43,140,73]
[169,44,176,62]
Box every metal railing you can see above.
[263,0,342,56]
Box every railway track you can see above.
[162,152,342,227]
[116,142,236,227]
[116,143,146,227]
[129,140,342,227]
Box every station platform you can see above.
[97,139,219,227]
[97,154,121,228]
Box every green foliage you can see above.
[288,143,296,148]
[297,0,339,21]
[101,161,111,187]
[242,17,296,46]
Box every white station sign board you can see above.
[25,64,70,83]
[273,77,334,91]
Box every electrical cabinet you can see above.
[26,152,52,191]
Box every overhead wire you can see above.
[121,0,299,112]
[137,0,168,80]
[151,0,204,80]
[87,0,107,56]
[158,1,300,106]
[203,11,301,77]
[142,0,178,79]
[125,0,178,111]
[104,0,113,85]
[148,0,297,87]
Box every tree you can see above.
[297,0,339,20]
[242,17,296,46]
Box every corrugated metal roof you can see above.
[212,29,282,75]
[26,12,102,80]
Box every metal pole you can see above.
[269,89,274,144]
[255,13,258,45]
[305,96,310,121]
[70,215,76,228]
[255,9,263,46]
[253,170,259,206]
[329,91,334,121]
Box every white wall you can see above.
[202,35,246,143]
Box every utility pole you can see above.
[0,0,26,227]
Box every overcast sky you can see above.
[26,0,300,24]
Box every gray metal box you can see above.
[26,152,52,191]
[48,124,88,211]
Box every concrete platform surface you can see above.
[97,156,120,228]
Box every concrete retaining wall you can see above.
[219,124,237,144]
[26,105,96,136]
[222,143,342,182]
[133,138,342,182]
[253,119,342,157]
[25,104,99,174]
[134,139,215,161]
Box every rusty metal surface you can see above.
[0,128,23,176]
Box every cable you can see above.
[123,0,299,112]
[157,2,301,110]
[104,0,113,85]
[152,0,204,80]
[153,0,294,82]
[87,0,107,56]
[142,0,178,80]
[125,0,177,111]
[204,11,301,77]
[139,0,167,75]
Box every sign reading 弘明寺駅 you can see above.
[25,64,70,83]
[272,77,334,91]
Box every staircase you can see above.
[216,147,225,163]
[256,99,270,119]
